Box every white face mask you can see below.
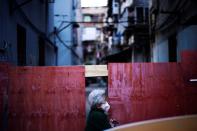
[101,102,110,113]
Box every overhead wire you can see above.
[55,34,83,63]
[61,20,134,24]
[12,0,84,62]
[13,0,57,49]
[12,0,151,63]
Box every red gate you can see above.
[108,51,197,124]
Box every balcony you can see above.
[82,27,99,41]
[121,0,134,14]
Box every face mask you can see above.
[101,102,110,113]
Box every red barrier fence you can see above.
[1,66,85,131]
[108,51,197,124]
[0,63,9,130]
[1,51,197,130]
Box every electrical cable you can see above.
[11,0,152,64]
[57,23,73,34]
[61,20,135,24]
[12,0,32,13]
[55,34,83,62]
[13,0,57,49]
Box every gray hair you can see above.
[88,89,106,107]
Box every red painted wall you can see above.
[108,51,197,124]
[2,66,85,131]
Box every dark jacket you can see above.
[85,107,111,131]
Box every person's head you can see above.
[88,89,110,113]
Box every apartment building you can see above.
[0,0,56,66]
[81,6,107,64]
[104,0,150,63]
[150,0,197,62]
[54,0,82,65]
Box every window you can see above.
[17,24,26,66]
[136,7,144,23]
[168,34,177,62]
[38,37,45,66]
[83,15,92,22]
[136,7,149,24]
[145,8,149,23]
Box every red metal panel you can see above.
[0,63,9,129]
[181,51,197,87]
[181,51,197,113]
[108,52,197,125]
[8,66,85,131]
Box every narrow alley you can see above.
[0,0,197,131]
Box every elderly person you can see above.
[85,89,111,131]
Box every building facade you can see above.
[81,6,108,65]
[150,0,197,62]
[0,0,57,66]
[72,0,83,65]
[104,0,150,63]
[54,0,82,65]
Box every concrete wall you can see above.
[152,25,197,62]
[177,25,197,61]
[0,0,56,66]
[74,0,83,65]
[152,34,169,62]
[46,3,57,66]
[150,0,197,63]
[54,0,73,65]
